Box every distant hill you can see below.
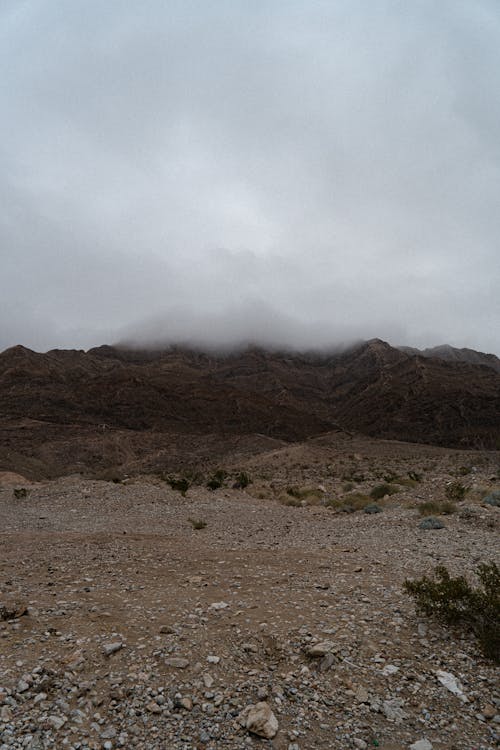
[398,344,500,374]
[0,339,499,478]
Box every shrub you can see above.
[419,516,445,530]
[328,492,371,511]
[207,469,227,491]
[13,488,28,499]
[408,471,422,482]
[279,493,302,507]
[445,481,467,502]
[483,490,500,507]
[188,518,207,530]
[166,476,190,496]
[383,472,399,483]
[370,483,398,500]
[233,471,252,489]
[285,486,323,504]
[418,500,456,516]
[404,563,500,662]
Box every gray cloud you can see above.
[1,0,499,353]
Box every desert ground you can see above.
[1,433,499,750]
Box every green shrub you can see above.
[207,469,227,491]
[328,492,371,511]
[279,493,302,507]
[286,486,322,503]
[445,481,467,501]
[233,471,252,489]
[188,518,207,530]
[408,471,422,482]
[418,500,456,516]
[370,483,398,500]
[404,563,500,662]
[166,476,190,496]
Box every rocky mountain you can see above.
[0,339,499,478]
[399,344,500,374]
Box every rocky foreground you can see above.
[0,437,499,749]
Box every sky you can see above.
[1,0,499,354]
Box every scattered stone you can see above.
[382,698,407,723]
[482,704,496,719]
[47,715,66,730]
[382,664,399,676]
[306,640,335,657]
[165,657,190,669]
[364,504,382,514]
[355,685,369,703]
[436,670,468,702]
[239,701,279,739]
[409,740,433,750]
[318,652,336,671]
[101,641,123,656]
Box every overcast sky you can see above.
[1,0,499,354]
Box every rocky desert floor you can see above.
[0,434,499,750]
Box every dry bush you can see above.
[404,563,499,663]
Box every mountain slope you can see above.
[0,339,499,477]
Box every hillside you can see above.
[0,339,499,478]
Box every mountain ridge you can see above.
[0,338,499,478]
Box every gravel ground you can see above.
[0,437,499,750]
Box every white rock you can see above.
[101,641,123,656]
[48,715,66,730]
[207,655,220,664]
[165,657,190,669]
[238,701,279,739]
[209,601,229,610]
[382,698,407,723]
[409,741,433,750]
[382,664,399,676]
[306,640,336,657]
[435,670,468,703]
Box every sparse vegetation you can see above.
[419,516,445,530]
[370,483,398,500]
[417,500,457,516]
[188,517,207,530]
[408,470,422,482]
[327,492,371,512]
[286,486,323,504]
[13,488,28,499]
[445,481,467,501]
[279,493,302,507]
[166,476,190,496]
[483,490,500,507]
[206,469,227,491]
[404,563,500,662]
[233,471,252,489]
